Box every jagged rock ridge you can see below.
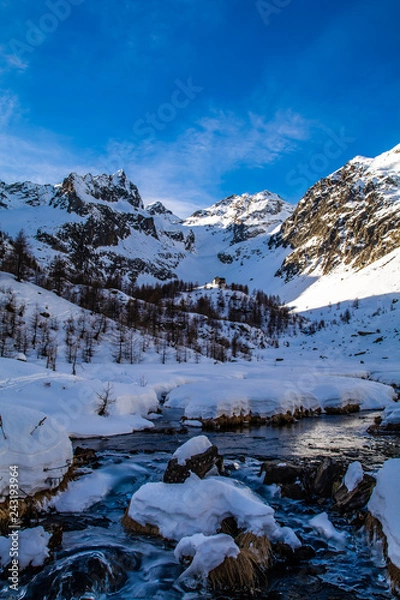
[274,144,400,280]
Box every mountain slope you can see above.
[274,144,400,280]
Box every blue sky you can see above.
[0,0,399,216]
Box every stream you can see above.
[2,410,399,600]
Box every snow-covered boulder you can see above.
[343,461,364,492]
[332,461,376,514]
[0,405,73,497]
[0,526,51,569]
[174,533,239,586]
[381,403,400,430]
[123,471,286,590]
[163,435,223,483]
[124,472,299,546]
[122,438,304,591]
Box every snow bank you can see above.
[172,435,212,466]
[165,374,395,420]
[0,358,156,439]
[309,512,348,549]
[112,389,158,417]
[127,473,300,547]
[0,405,72,497]
[0,526,50,569]
[343,461,363,493]
[68,413,154,438]
[49,470,115,512]
[368,459,400,569]
[174,533,239,584]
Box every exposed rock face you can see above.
[52,171,143,213]
[163,444,223,483]
[273,144,400,279]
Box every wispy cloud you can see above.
[0,91,21,128]
[0,131,93,184]
[98,108,312,215]
[0,97,312,216]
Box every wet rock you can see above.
[23,546,141,600]
[47,523,63,552]
[259,461,303,486]
[267,575,362,599]
[367,415,400,435]
[273,541,316,566]
[324,403,360,415]
[163,444,223,483]
[280,482,307,500]
[39,513,111,533]
[332,473,376,513]
[73,447,99,469]
[309,457,343,498]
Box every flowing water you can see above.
[2,410,399,600]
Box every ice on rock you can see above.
[368,459,400,569]
[309,512,348,549]
[343,461,363,492]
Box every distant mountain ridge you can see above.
[0,143,399,291]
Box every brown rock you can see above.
[163,444,223,484]
[332,474,376,513]
[310,458,343,498]
[259,461,302,486]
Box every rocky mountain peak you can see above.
[185,190,293,231]
[274,143,400,280]
[53,170,143,214]
[147,201,174,216]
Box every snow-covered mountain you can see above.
[274,143,400,280]
[185,190,293,244]
[0,170,195,283]
[0,174,292,286]
[0,143,399,299]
